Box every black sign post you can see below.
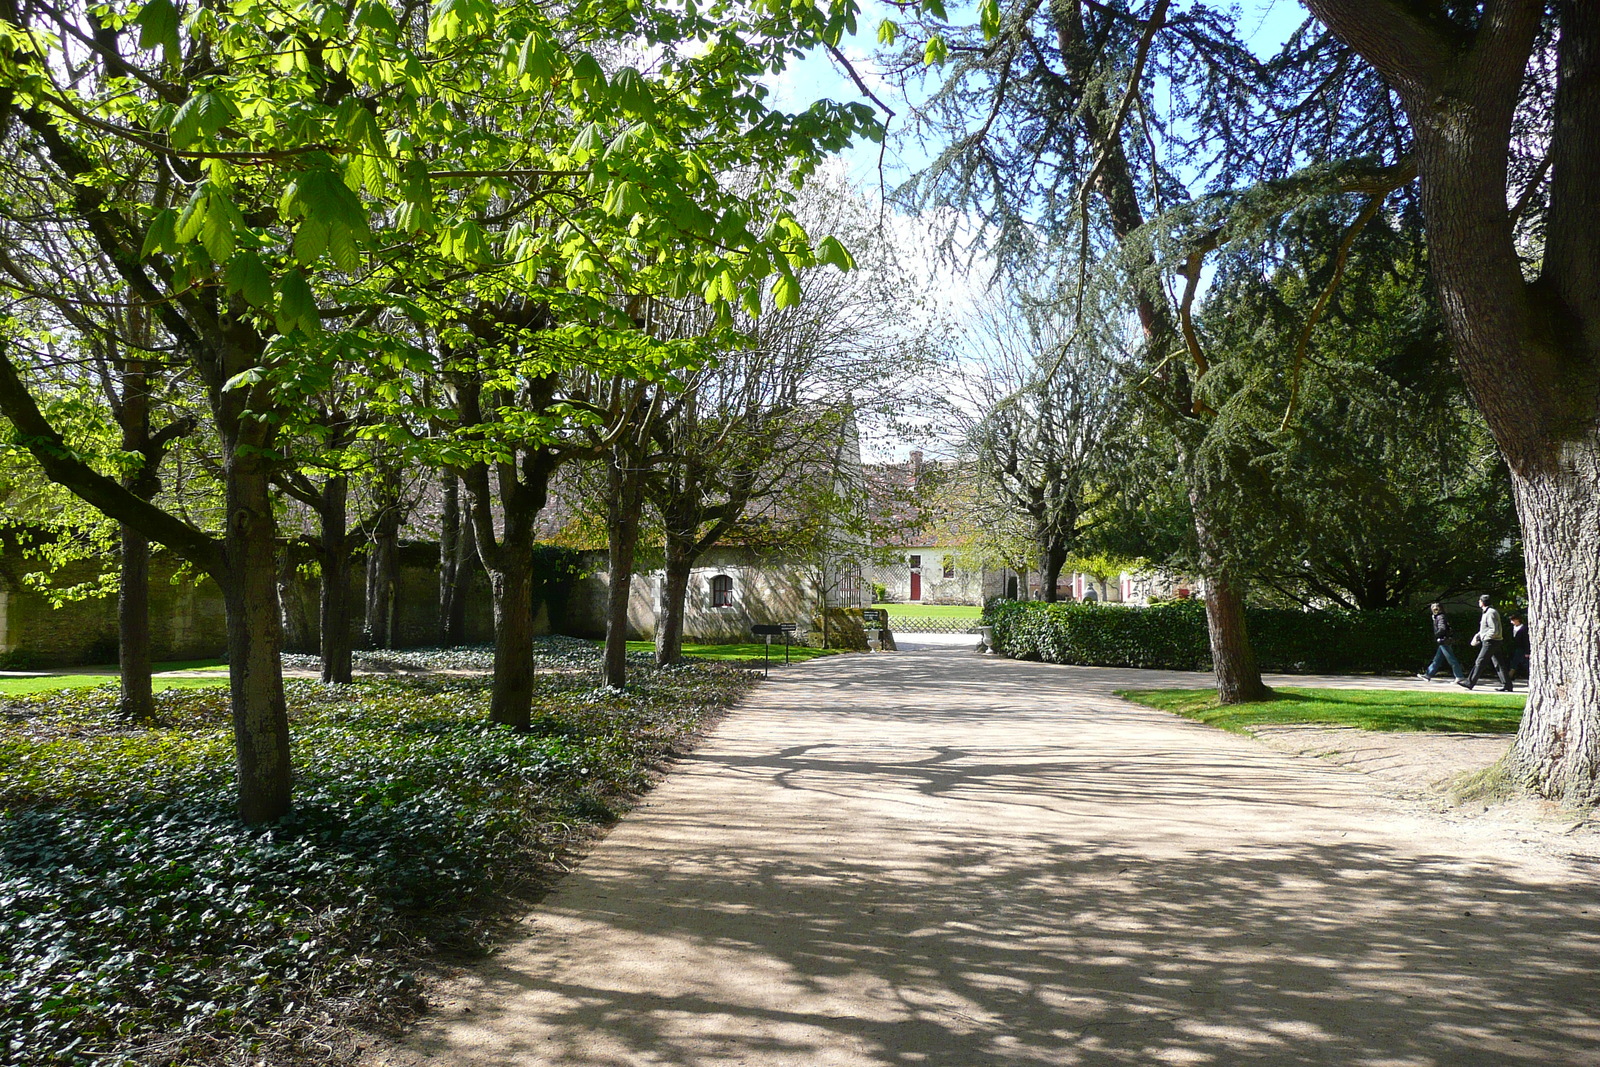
[860,608,887,651]
[751,623,798,677]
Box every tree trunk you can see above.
[224,459,292,825]
[655,543,693,667]
[1203,572,1269,703]
[364,517,399,649]
[488,555,536,730]
[277,549,316,654]
[1303,0,1598,802]
[1039,539,1067,603]
[117,525,153,721]
[1192,497,1270,703]
[1505,455,1600,802]
[602,454,646,689]
[318,474,353,684]
[438,474,472,645]
[117,353,154,721]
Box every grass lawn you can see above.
[0,659,230,696]
[871,602,983,619]
[1119,686,1525,735]
[625,640,839,664]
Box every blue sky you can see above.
[768,0,1315,190]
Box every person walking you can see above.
[1418,602,1465,682]
[1508,612,1531,682]
[1459,594,1512,692]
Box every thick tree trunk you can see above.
[225,459,291,825]
[1505,454,1600,803]
[318,474,353,684]
[488,556,536,730]
[654,544,693,667]
[117,526,153,721]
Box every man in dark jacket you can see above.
[1419,602,1464,682]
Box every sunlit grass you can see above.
[1118,686,1524,735]
[624,640,839,664]
[0,661,230,696]
[870,603,983,619]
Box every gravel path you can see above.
[375,652,1600,1067]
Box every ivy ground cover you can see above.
[0,643,758,1066]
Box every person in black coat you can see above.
[1508,612,1531,682]
[1419,602,1465,682]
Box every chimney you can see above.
[909,449,923,482]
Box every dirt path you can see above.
[378,653,1600,1067]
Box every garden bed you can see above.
[0,640,759,1066]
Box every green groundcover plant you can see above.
[0,642,757,1066]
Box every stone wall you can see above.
[0,553,228,668]
[0,541,515,668]
[567,547,817,643]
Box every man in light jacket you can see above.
[1459,594,1513,692]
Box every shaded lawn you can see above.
[871,603,983,619]
[625,640,839,664]
[1118,686,1524,735]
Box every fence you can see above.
[880,614,982,635]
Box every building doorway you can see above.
[909,555,922,601]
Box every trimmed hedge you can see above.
[984,599,1481,675]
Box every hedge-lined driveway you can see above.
[385,652,1599,1067]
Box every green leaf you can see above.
[140,209,178,258]
[135,0,180,59]
[195,91,238,139]
[327,222,361,273]
[570,52,606,99]
[877,19,900,45]
[923,0,948,20]
[224,251,274,308]
[222,365,266,392]
[571,122,604,161]
[352,0,401,37]
[979,0,1000,39]
[517,32,555,84]
[816,235,855,271]
[924,35,949,66]
[610,67,654,118]
[603,180,646,218]
[740,286,762,320]
[175,188,208,243]
[200,198,235,263]
[771,273,800,309]
[294,218,329,265]
[275,271,320,335]
[170,96,203,148]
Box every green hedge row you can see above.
[984,599,1481,675]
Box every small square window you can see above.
[942,555,955,579]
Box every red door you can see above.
[909,555,922,601]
